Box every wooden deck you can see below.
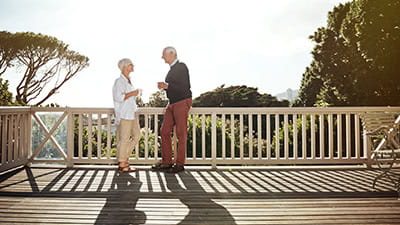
[0,166,399,225]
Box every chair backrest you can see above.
[359,112,398,132]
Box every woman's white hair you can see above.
[164,46,177,56]
[118,58,133,71]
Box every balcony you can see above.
[1,107,399,224]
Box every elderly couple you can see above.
[112,46,192,174]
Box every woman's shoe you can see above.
[118,166,137,173]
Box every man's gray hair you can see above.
[118,58,133,71]
[164,46,177,56]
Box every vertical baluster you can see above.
[240,114,244,160]
[355,114,360,159]
[135,114,140,160]
[20,114,26,160]
[202,114,206,160]
[222,114,226,160]
[257,114,262,160]
[192,114,196,160]
[26,112,32,160]
[106,113,111,159]
[78,114,83,159]
[346,113,351,158]
[15,114,20,160]
[231,114,235,159]
[319,114,324,159]
[1,115,6,164]
[337,114,343,159]
[211,113,217,168]
[284,114,289,160]
[88,114,92,159]
[8,114,13,162]
[21,113,25,160]
[328,114,334,159]
[145,113,149,160]
[67,111,74,167]
[293,114,298,160]
[267,114,271,159]
[19,114,25,161]
[275,114,279,159]
[97,114,102,159]
[19,114,24,160]
[155,114,159,160]
[310,114,315,159]
[249,114,253,159]
[302,114,307,159]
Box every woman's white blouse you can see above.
[112,74,138,125]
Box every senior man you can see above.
[152,47,192,173]
[112,58,141,173]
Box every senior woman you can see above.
[112,58,141,172]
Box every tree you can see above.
[0,77,13,106]
[341,0,400,105]
[0,31,89,105]
[297,0,400,106]
[147,90,168,107]
[193,85,289,107]
[0,31,17,76]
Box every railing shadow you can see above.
[0,167,399,224]
[1,167,399,197]
[0,167,400,198]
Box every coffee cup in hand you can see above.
[137,89,142,97]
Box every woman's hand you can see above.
[124,89,140,100]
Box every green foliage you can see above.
[272,114,362,160]
[271,115,313,158]
[193,85,289,107]
[72,115,160,159]
[147,90,168,107]
[186,115,273,159]
[0,77,13,106]
[297,0,400,106]
[0,31,17,76]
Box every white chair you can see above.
[360,112,400,191]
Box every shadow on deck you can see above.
[0,166,399,225]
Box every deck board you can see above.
[0,166,399,225]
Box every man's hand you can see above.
[157,82,168,90]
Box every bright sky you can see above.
[0,0,348,107]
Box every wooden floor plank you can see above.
[0,167,399,225]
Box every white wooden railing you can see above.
[0,107,31,172]
[1,107,400,172]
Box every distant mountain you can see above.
[275,88,299,102]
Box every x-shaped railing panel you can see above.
[29,112,68,162]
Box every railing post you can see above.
[25,109,33,167]
[363,128,372,168]
[211,113,217,169]
[67,109,74,168]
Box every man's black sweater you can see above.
[165,61,192,104]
